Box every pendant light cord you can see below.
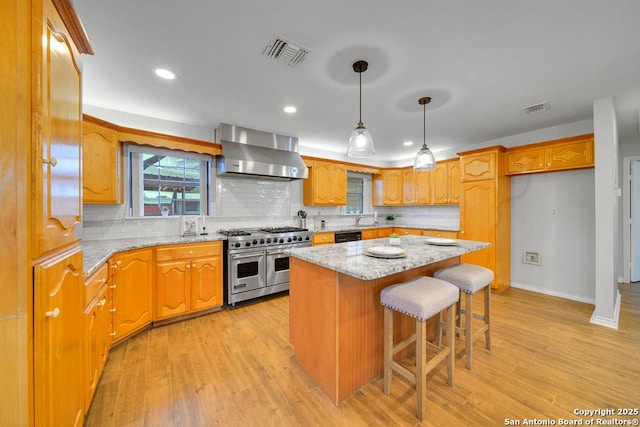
[359,71,362,124]
[422,102,426,149]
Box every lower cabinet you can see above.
[155,242,223,320]
[34,247,84,427]
[110,248,154,343]
[361,227,393,239]
[312,232,335,246]
[83,263,112,410]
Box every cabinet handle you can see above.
[186,264,191,269]
[460,230,465,234]
[43,157,57,167]
[188,250,194,255]
[97,278,106,285]
[109,331,117,337]
[97,298,107,307]
[192,263,196,267]
[109,284,116,289]
[45,307,60,318]
[110,307,117,313]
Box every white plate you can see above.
[364,246,407,258]
[424,237,458,246]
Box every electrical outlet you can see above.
[522,250,541,265]
[551,208,559,217]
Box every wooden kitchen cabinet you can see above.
[110,248,154,342]
[83,263,112,410]
[32,0,88,258]
[34,247,84,427]
[373,169,404,206]
[312,232,335,246]
[506,133,594,175]
[393,227,424,236]
[155,242,223,320]
[458,146,510,291]
[360,227,393,240]
[82,116,122,204]
[403,168,431,205]
[432,159,461,204]
[303,160,347,205]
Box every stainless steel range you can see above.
[220,227,312,306]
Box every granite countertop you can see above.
[286,235,490,281]
[81,234,226,279]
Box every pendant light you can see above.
[347,60,375,158]
[413,96,437,170]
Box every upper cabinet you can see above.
[82,116,122,204]
[403,169,430,205]
[431,159,460,204]
[506,134,594,176]
[32,0,92,258]
[373,169,403,206]
[303,160,347,206]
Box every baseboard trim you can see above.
[589,289,621,330]
[510,282,595,304]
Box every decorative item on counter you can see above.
[161,206,170,217]
[386,214,395,224]
[374,211,378,225]
[389,232,401,246]
[297,210,307,229]
[181,216,198,236]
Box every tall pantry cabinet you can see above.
[458,146,511,292]
[5,0,93,425]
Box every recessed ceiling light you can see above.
[284,106,297,114]
[403,141,414,146]
[155,68,176,80]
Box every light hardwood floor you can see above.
[86,284,640,427]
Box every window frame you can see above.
[126,144,212,217]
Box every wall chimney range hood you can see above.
[216,124,308,180]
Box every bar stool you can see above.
[380,276,459,421]
[434,263,494,369]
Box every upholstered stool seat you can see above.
[434,263,494,369]
[380,276,459,420]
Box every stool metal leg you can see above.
[446,302,455,386]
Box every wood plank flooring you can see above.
[85,284,640,427]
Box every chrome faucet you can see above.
[355,215,365,226]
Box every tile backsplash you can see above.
[82,176,460,241]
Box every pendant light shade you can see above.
[414,96,436,171]
[347,60,375,158]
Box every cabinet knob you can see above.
[97,298,107,307]
[45,307,60,318]
[97,278,106,285]
[192,263,196,267]
[460,230,465,234]
[109,331,117,337]
[110,307,117,313]
[43,157,57,167]
[188,250,194,255]
[109,284,116,289]
[186,264,191,269]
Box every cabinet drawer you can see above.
[156,242,222,261]
[312,232,335,245]
[423,230,458,239]
[84,263,108,306]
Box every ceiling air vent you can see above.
[522,102,551,114]
[263,34,311,67]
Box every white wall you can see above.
[592,97,621,328]
[510,170,595,302]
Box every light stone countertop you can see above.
[310,224,459,233]
[81,234,227,279]
[286,235,490,281]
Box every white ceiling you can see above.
[74,0,640,164]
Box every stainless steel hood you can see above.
[216,124,308,180]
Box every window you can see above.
[127,145,211,217]
[347,176,364,214]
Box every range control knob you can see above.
[266,238,272,243]
[287,237,292,242]
[305,235,310,240]
[245,242,251,247]
[234,242,241,248]
[260,239,265,244]
[279,238,284,243]
[253,239,258,245]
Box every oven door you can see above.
[229,250,265,294]
[266,249,290,287]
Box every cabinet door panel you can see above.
[460,181,496,284]
[190,256,223,310]
[331,163,347,204]
[83,120,121,204]
[34,248,84,427]
[112,249,153,340]
[460,151,496,182]
[545,140,594,171]
[155,261,190,319]
[448,161,461,204]
[506,147,545,175]
[33,3,82,257]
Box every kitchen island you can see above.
[286,235,490,404]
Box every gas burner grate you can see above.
[219,229,252,237]
[260,227,308,233]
